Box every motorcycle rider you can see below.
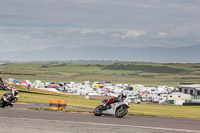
[7,85,16,92]
[106,92,127,109]
[2,90,19,107]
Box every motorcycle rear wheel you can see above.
[94,105,104,116]
[115,106,128,118]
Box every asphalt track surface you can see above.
[0,103,200,133]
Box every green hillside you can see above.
[1,62,200,84]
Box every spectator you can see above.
[27,84,31,91]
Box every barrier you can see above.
[49,100,67,110]
[49,100,58,109]
[58,100,67,110]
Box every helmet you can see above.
[121,92,127,98]
[118,92,127,101]
[14,90,19,96]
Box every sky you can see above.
[0,0,200,53]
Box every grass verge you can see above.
[1,85,200,119]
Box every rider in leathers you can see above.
[106,92,127,109]
[2,90,19,107]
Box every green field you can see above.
[1,62,200,85]
[1,85,200,119]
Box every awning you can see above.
[196,88,200,91]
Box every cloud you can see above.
[79,30,94,34]
[157,32,168,37]
[170,24,200,38]
[111,33,121,37]
[20,36,31,39]
[0,0,200,53]
[122,30,146,39]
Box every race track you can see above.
[0,103,199,133]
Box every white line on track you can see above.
[0,116,199,133]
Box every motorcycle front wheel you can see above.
[115,106,128,118]
[0,100,6,108]
[94,105,104,116]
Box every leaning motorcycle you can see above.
[0,92,19,108]
[94,98,129,118]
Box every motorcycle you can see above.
[0,92,19,108]
[94,97,130,118]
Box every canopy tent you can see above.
[20,81,26,84]
[102,92,109,96]
[140,93,145,95]
[13,80,20,83]
[9,82,15,85]
[103,94,108,96]
[103,91,109,94]
[50,84,58,89]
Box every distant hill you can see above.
[1,45,200,63]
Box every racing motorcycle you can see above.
[94,96,129,118]
[0,90,19,108]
